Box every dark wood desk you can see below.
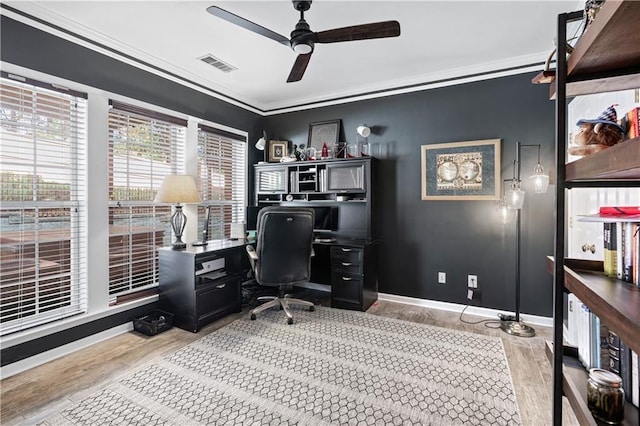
[312,238,379,311]
[159,237,378,332]
[158,240,245,332]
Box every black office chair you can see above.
[246,206,316,324]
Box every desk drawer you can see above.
[196,275,240,325]
[331,272,362,305]
[330,246,363,264]
[331,260,362,275]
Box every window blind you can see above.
[108,101,185,299]
[197,126,246,239]
[0,76,87,335]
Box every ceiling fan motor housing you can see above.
[291,19,314,54]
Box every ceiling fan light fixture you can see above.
[292,41,313,54]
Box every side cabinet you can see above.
[158,243,243,332]
[330,241,378,311]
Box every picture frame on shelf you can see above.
[421,138,501,200]
[268,140,288,162]
[308,119,341,153]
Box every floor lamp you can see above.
[501,142,549,337]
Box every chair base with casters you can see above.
[250,288,315,325]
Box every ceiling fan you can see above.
[206,1,401,83]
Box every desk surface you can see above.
[158,239,247,255]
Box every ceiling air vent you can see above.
[198,54,237,73]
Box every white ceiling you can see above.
[4,1,580,113]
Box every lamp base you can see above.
[191,240,208,247]
[500,320,536,338]
[171,242,187,250]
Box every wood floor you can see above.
[1,293,579,425]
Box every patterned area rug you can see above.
[41,306,522,425]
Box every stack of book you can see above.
[579,206,640,285]
[567,294,639,408]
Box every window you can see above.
[108,101,186,301]
[197,125,247,239]
[0,73,87,335]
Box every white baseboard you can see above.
[1,322,132,379]
[377,292,553,328]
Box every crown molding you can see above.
[2,2,547,116]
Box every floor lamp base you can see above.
[500,320,536,338]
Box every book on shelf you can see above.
[622,106,639,139]
[584,214,640,285]
[570,295,608,370]
[607,330,640,408]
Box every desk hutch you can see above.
[254,157,379,311]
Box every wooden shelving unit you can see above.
[550,1,640,424]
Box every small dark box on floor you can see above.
[133,310,174,336]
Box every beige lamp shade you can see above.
[154,175,201,204]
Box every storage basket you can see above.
[133,310,174,336]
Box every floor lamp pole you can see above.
[501,142,536,337]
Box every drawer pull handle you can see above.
[342,262,352,266]
[341,248,352,252]
[215,283,227,289]
[341,276,352,281]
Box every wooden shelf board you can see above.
[568,1,640,78]
[545,341,640,425]
[547,257,640,355]
[566,138,640,182]
[543,1,640,98]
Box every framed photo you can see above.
[421,139,501,200]
[308,119,341,152]
[268,140,288,162]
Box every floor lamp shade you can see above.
[154,175,201,249]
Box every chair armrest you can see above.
[246,244,257,272]
[246,244,258,260]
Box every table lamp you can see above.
[154,174,201,249]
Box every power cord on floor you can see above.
[459,304,503,329]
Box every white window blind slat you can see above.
[196,129,246,240]
[0,77,87,336]
[108,103,184,297]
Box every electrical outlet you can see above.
[438,272,446,284]
[468,274,478,288]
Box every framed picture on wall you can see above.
[268,140,288,162]
[308,119,341,152]
[421,139,501,200]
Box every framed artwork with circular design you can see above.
[421,139,501,200]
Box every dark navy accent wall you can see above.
[263,73,556,317]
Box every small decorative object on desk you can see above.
[321,142,329,159]
[587,368,625,424]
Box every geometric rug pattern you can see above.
[41,306,522,425]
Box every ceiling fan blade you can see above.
[206,6,290,47]
[287,53,312,83]
[316,21,400,44]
